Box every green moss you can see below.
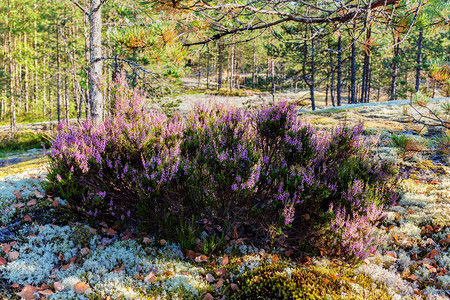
[229,262,392,300]
[309,108,347,115]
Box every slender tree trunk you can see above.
[73,72,80,121]
[350,32,356,104]
[32,0,39,114]
[390,35,400,100]
[84,0,90,118]
[366,64,372,102]
[65,73,69,121]
[89,0,103,123]
[330,45,335,107]
[43,56,46,116]
[34,3,38,115]
[8,1,15,135]
[310,38,315,111]
[337,35,342,106]
[1,91,5,121]
[230,41,235,90]
[217,42,223,89]
[48,80,52,123]
[24,32,29,114]
[303,36,316,111]
[16,36,21,117]
[271,60,275,94]
[252,39,256,88]
[206,43,210,89]
[415,28,423,93]
[56,23,61,122]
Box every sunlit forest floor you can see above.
[0,98,449,299]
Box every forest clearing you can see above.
[0,96,449,299]
[1,0,450,299]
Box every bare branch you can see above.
[90,0,109,14]
[68,0,89,15]
[183,18,290,46]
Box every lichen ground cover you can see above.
[1,100,450,299]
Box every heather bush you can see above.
[47,75,398,259]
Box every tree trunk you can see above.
[415,28,423,93]
[366,63,372,102]
[16,36,21,116]
[89,0,103,124]
[350,33,356,104]
[56,23,61,122]
[310,37,315,111]
[24,32,29,114]
[337,35,342,106]
[34,2,38,115]
[390,35,400,100]
[329,43,335,107]
[302,36,316,111]
[252,39,256,88]
[1,91,5,121]
[206,43,210,89]
[230,40,235,90]
[43,56,46,116]
[271,60,275,95]
[48,80,52,123]
[65,73,69,121]
[83,0,90,118]
[8,0,15,135]
[217,42,223,89]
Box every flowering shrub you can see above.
[47,74,398,259]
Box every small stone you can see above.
[159,239,166,246]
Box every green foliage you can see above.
[0,131,51,153]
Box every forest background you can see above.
[0,0,449,132]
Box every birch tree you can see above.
[69,0,106,124]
